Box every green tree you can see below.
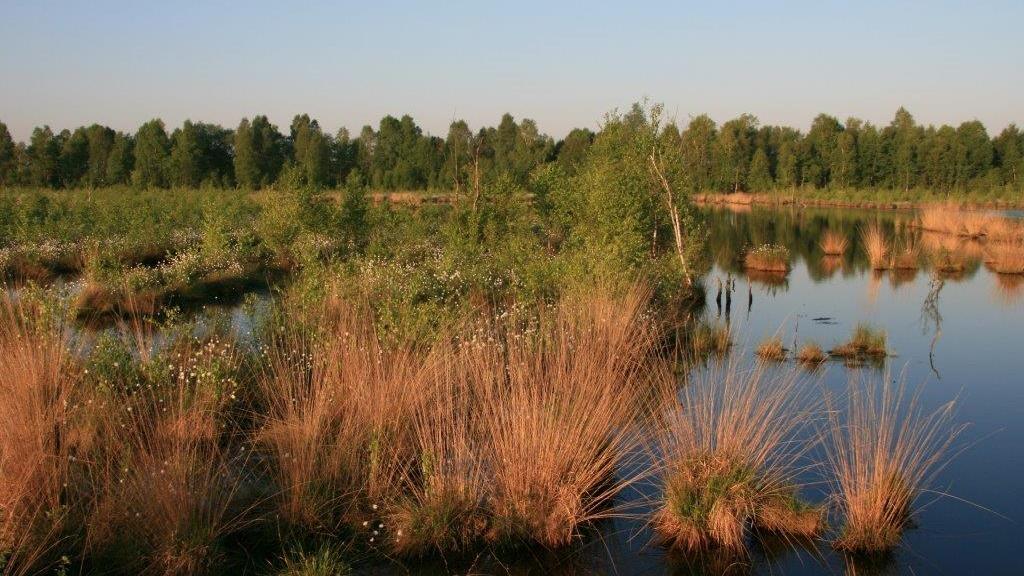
[27,126,62,187]
[555,128,594,176]
[84,124,115,187]
[884,107,920,190]
[680,115,718,191]
[340,169,370,250]
[954,120,993,186]
[132,119,170,188]
[993,124,1022,185]
[105,133,134,185]
[0,122,17,186]
[715,114,758,192]
[748,147,772,191]
[234,115,284,189]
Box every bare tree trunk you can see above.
[648,151,693,286]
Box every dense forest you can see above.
[0,107,1021,195]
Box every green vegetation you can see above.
[2,106,1022,201]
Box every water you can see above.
[613,206,1024,574]
[361,205,1024,574]
[9,206,1023,574]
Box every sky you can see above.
[1,0,1020,141]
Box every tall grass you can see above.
[0,296,79,575]
[826,376,964,553]
[820,230,849,256]
[651,361,820,554]
[256,284,663,554]
[918,203,1022,240]
[861,225,889,270]
[984,240,1024,275]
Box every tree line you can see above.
[0,107,1020,193]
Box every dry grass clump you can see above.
[689,320,732,358]
[820,230,849,256]
[744,244,790,273]
[984,240,1024,275]
[861,225,890,270]
[890,238,920,271]
[826,376,964,554]
[830,324,888,360]
[918,203,1021,240]
[79,325,247,575]
[755,336,786,361]
[257,296,423,534]
[256,285,662,555]
[795,342,827,366]
[0,296,79,575]
[651,362,820,554]
[477,287,661,548]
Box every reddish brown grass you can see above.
[984,240,1024,275]
[651,361,820,554]
[861,225,889,270]
[820,231,850,256]
[0,296,79,575]
[826,376,964,554]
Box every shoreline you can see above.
[694,192,1024,211]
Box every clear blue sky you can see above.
[1,0,1020,141]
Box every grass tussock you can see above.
[820,230,849,256]
[257,285,663,554]
[890,238,920,271]
[830,324,888,360]
[795,342,827,366]
[917,203,1022,240]
[651,361,821,554]
[755,336,787,361]
[0,297,78,575]
[861,225,889,270]
[984,240,1024,275]
[744,244,790,273]
[689,320,732,358]
[826,376,964,554]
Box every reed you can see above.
[477,285,661,548]
[755,336,787,361]
[81,326,247,575]
[0,295,79,576]
[744,244,790,273]
[651,361,820,554]
[984,240,1024,275]
[861,225,889,270]
[826,376,964,554]
[820,230,849,256]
